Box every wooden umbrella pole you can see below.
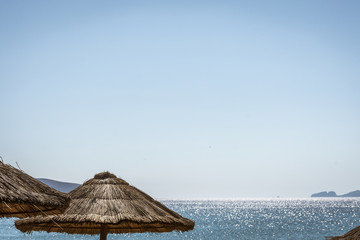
[100,225,107,240]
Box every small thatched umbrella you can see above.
[0,161,70,218]
[328,225,360,240]
[15,172,195,240]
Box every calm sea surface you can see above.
[1,198,360,240]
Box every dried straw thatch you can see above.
[329,226,360,240]
[0,161,70,218]
[15,172,195,240]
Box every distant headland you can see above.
[37,178,80,193]
[311,190,360,197]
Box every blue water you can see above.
[1,198,360,240]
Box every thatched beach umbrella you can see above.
[0,161,70,218]
[329,225,360,240]
[15,172,195,240]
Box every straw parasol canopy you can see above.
[329,225,360,240]
[0,161,70,218]
[15,171,195,240]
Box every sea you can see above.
[1,198,360,240]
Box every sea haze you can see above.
[2,198,360,240]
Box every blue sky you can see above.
[1,0,360,198]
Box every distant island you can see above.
[311,190,360,197]
[37,178,80,193]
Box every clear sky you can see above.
[1,0,360,198]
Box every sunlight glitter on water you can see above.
[1,198,360,240]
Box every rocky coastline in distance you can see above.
[311,190,360,197]
[37,178,360,198]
